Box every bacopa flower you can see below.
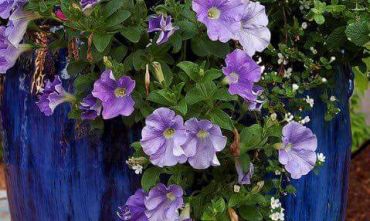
[36,76,73,116]
[279,121,318,179]
[0,26,29,74]
[140,108,187,167]
[223,49,262,102]
[235,161,254,185]
[192,0,244,43]
[144,183,184,221]
[235,1,271,56]
[183,118,227,169]
[80,0,100,12]
[79,94,102,120]
[6,7,38,47]
[148,15,178,45]
[92,70,136,119]
[118,189,148,221]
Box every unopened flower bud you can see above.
[152,62,165,84]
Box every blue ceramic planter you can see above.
[0,52,352,221]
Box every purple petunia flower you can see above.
[222,49,262,103]
[183,118,227,169]
[92,70,136,119]
[5,7,38,47]
[279,121,318,179]
[118,189,148,221]
[192,0,244,43]
[36,76,73,116]
[140,108,187,167]
[80,0,100,12]
[79,94,102,120]
[235,161,254,185]
[235,1,271,56]
[0,26,29,74]
[0,0,26,19]
[247,85,265,111]
[148,15,178,45]
[144,183,184,221]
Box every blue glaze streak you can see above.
[283,66,352,221]
[0,53,139,221]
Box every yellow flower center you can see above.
[207,7,221,20]
[114,87,126,97]
[166,192,176,201]
[163,128,175,138]
[197,130,209,138]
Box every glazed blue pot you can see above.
[0,51,353,221]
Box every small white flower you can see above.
[301,22,308,29]
[256,56,263,64]
[271,113,277,121]
[317,153,326,163]
[278,53,288,65]
[234,185,241,193]
[330,56,336,62]
[292,84,299,91]
[284,113,294,122]
[305,95,314,108]
[275,170,281,175]
[271,197,281,209]
[321,78,327,83]
[330,96,336,102]
[278,208,285,221]
[284,67,293,78]
[132,165,143,174]
[270,212,280,221]
[300,116,310,125]
[310,47,317,54]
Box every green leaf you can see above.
[141,167,162,192]
[185,86,205,105]
[240,124,263,150]
[93,33,113,52]
[345,21,370,47]
[228,193,247,208]
[174,99,188,115]
[213,88,238,101]
[212,198,226,213]
[313,14,325,25]
[239,206,263,221]
[202,69,223,82]
[177,61,200,82]
[148,89,177,106]
[102,0,124,17]
[106,10,131,27]
[121,26,142,43]
[209,109,234,131]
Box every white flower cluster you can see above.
[278,53,288,65]
[299,116,310,125]
[270,197,285,221]
[284,112,294,122]
[126,157,145,174]
[305,95,314,108]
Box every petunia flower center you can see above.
[166,192,176,201]
[228,72,239,84]
[197,130,209,138]
[285,143,293,151]
[207,7,221,20]
[114,87,126,97]
[163,128,175,138]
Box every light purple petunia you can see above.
[79,94,102,120]
[192,0,244,43]
[148,15,178,45]
[92,70,136,120]
[144,183,184,221]
[223,49,262,102]
[140,108,187,167]
[0,0,26,19]
[36,76,72,116]
[80,0,100,12]
[247,85,264,111]
[5,7,37,47]
[279,121,318,179]
[118,189,148,221]
[183,118,227,169]
[0,26,29,74]
[235,1,271,56]
[235,161,254,185]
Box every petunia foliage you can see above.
[0,0,369,220]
